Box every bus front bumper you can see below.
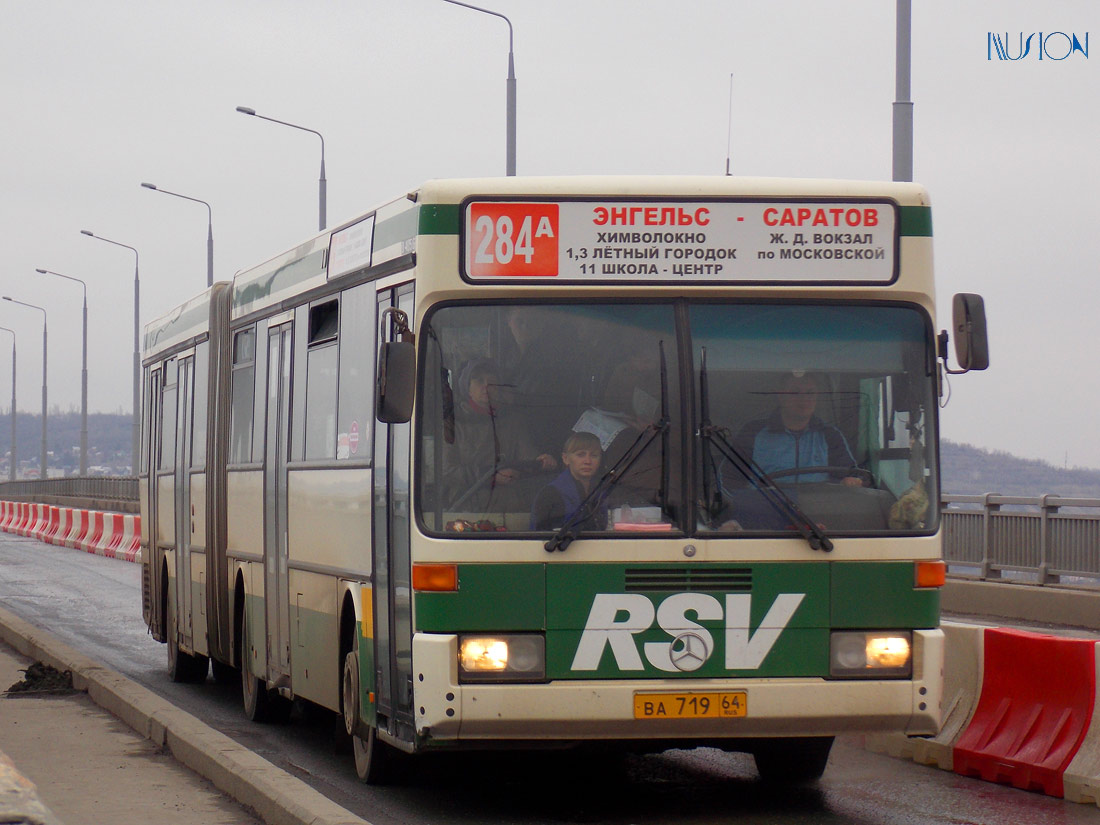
[412,629,943,743]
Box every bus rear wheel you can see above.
[752,736,833,784]
[342,640,397,784]
[240,606,271,721]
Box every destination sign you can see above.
[462,198,897,284]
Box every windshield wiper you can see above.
[546,341,671,553]
[698,348,833,552]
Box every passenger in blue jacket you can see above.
[735,372,864,487]
[530,431,608,530]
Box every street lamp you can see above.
[235,106,328,231]
[440,0,516,176]
[2,298,46,479]
[36,269,87,476]
[140,182,214,287]
[893,0,913,182]
[81,229,139,473]
[0,327,15,481]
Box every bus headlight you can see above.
[458,634,545,683]
[829,631,912,678]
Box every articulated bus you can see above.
[140,175,988,784]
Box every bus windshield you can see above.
[417,301,937,538]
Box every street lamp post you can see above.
[141,183,214,288]
[235,106,327,230]
[440,0,516,176]
[893,0,913,182]
[0,327,15,481]
[81,230,139,473]
[36,269,87,475]
[3,298,46,479]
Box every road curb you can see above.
[0,605,370,825]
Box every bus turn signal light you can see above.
[412,564,458,592]
[915,560,946,588]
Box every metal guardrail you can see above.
[943,493,1100,586]
[1,481,1097,587]
[0,477,139,512]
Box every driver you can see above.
[735,371,864,487]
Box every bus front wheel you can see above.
[342,639,397,784]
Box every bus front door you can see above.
[263,323,293,684]
[174,356,195,651]
[372,284,415,744]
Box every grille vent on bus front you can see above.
[624,567,752,593]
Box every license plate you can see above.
[633,691,747,719]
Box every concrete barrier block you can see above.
[1063,644,1100,804]
[914,621,986,770]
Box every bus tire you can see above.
[342,637,396,784]
[240,610,270,722]
[752,736,833,784]
[166,589,208,684]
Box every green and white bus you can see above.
[140,175,988,784]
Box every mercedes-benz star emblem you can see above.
[669,632,709,672]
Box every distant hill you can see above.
[1,411,1098,497]
[0,410,133,477]
[941,440,1100,499]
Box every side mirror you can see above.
[952,293,989,371]
[939,293,989,374]
[376,340,415,423]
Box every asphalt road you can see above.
[1,532,1095,825]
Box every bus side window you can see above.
[229,327,255,464]
[337,283,376,462]
[304,299,339,460]
[159,358,178,471]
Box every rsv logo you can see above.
[571,592,805,673]
[988,31,1088,61]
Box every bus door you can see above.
[263,323,293,683]
[174,355,195,649]
[144,367,164,638]
[372,284,415,741]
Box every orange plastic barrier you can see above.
[953,627,1097,796]
[117,514,141,563]
[63,509,90,549]
[11,503,30,536]
[27,503,49,539]
[83,511,105,554]
[49,507,71,545]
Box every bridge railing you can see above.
[0,477,139,514]
[943,493,1100,586]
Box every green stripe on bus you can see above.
[373,208,420,250]
[418,204,462,236]
[415,564,546,631]
[830,561,940,628]
[899,205,932,237]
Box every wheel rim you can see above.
[342,650,359,737]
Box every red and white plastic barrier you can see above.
[867,623,1100,805]
[953,628,1096,797]
[0,499,141,564]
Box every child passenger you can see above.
[530,431,608,531]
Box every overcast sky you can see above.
[0,1,1096,468]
